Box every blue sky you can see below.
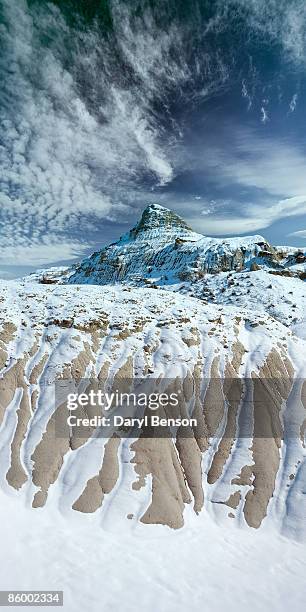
[1,0,306,278]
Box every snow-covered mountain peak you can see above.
[27,205,305,296]
[66,205,278,286]
[130,203,194,238]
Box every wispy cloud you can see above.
[191,195,306,236]
[288,229,306,239]
[289,93,298,113]
[174,125,306,235]
[261,107,269,124]
[216,133,306,199]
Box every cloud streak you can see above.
[191,196,306,236]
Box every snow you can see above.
[187,269,306,334]
[0,489,306,612]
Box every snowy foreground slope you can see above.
[0,279,306,534]
[1,205,306,611]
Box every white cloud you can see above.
[241,80,253,110]
[289,93,298,113]
[192,195,306,236]
[261,107,269,123]
[195,128,306,200]
[0,242,89,267]
[288,229,306,238]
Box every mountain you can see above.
[1,204,306,537]
[66,204,306,287]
